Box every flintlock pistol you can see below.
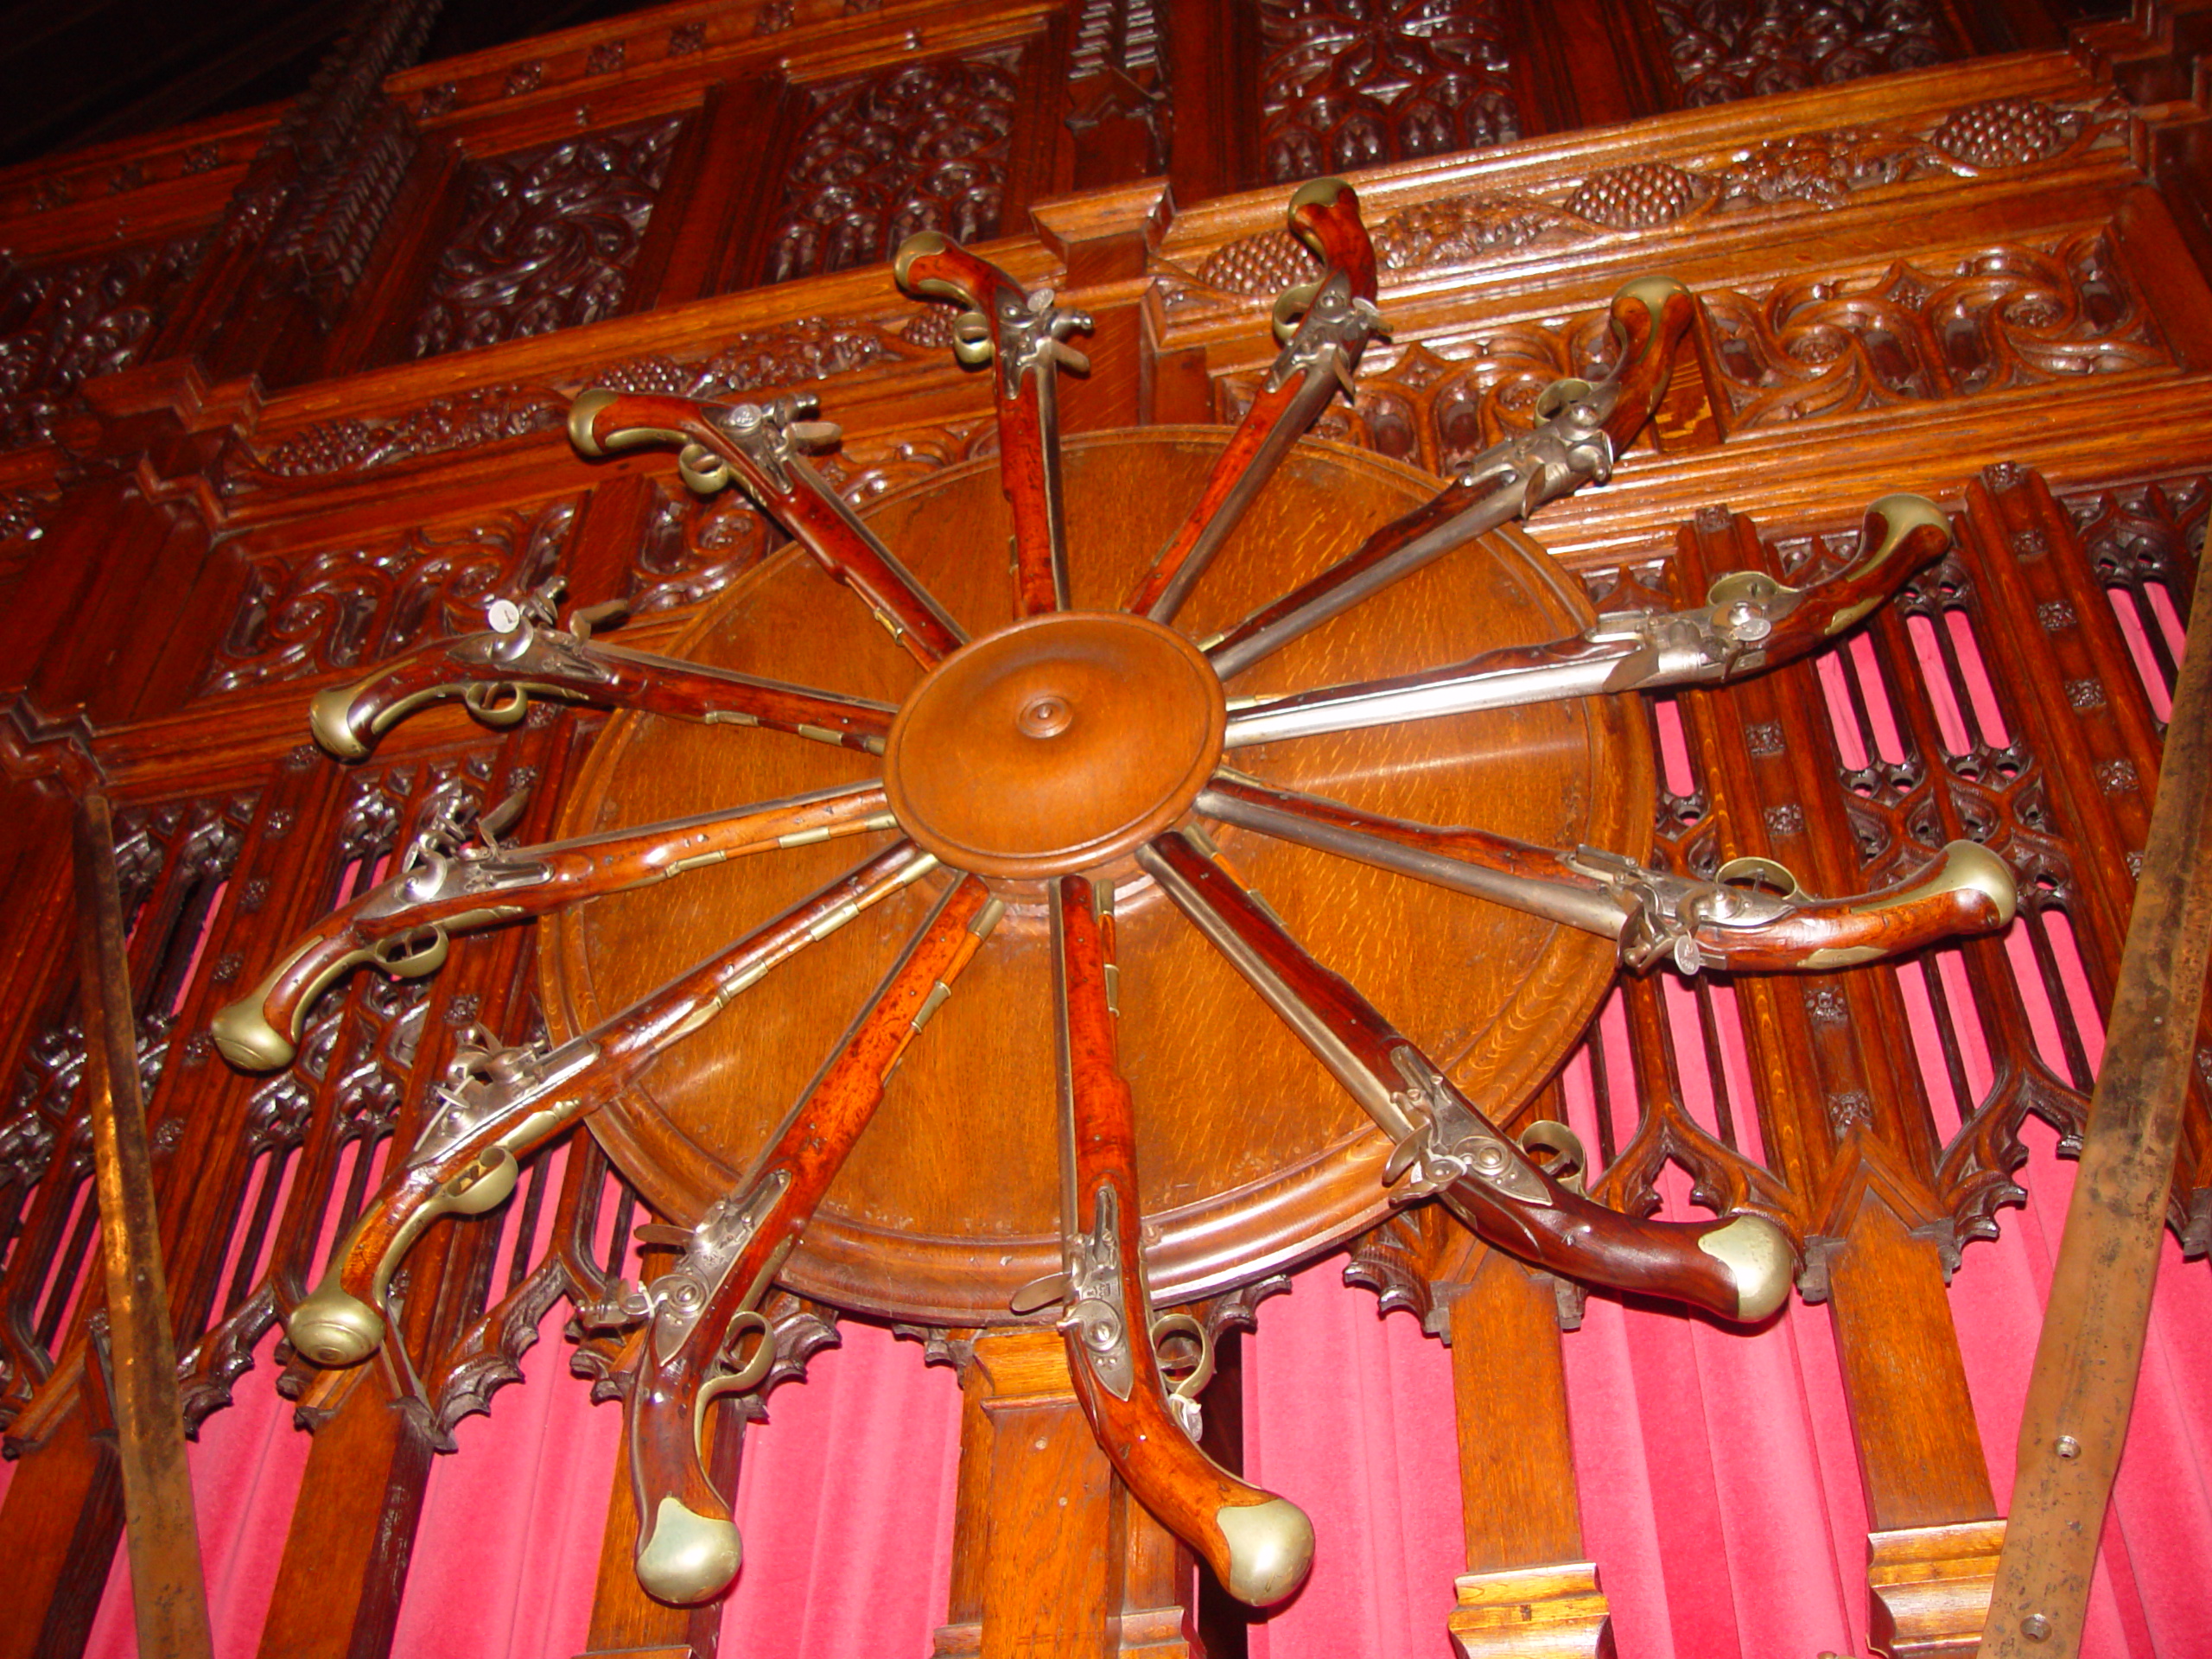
[569,389,967,664]
[1203,273,1697,680]
[1140,830,1796,1323]
[1124,175,1387,623]
[308,578,893,761]
[893,230,1093,615]
[1198,774,2017,976]
[586,877,1002,1605]
[1224,495,1957,744]
[1037,876,1315,1606]
[211,779,894,1071]
[283,842,938,1370]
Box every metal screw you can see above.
[2022,1613,2051,1642]
[2055,1435,2081,1459]
[1471,1142,1508,1174]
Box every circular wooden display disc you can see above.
[544,430,1653,1325]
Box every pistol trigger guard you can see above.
[461,680,531,728]
[1271,278,1324,346]
[1713,854,1807,901]
[717,1308,778,1394]
[372,925,449,980]
[950,311,995,368]
[676,442,732,495]
[1516,1121,1588,1196]
[1150,1312,1211,1440]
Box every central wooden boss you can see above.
[884,610,1226,881]
[546,430,1651,1325]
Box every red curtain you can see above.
[73,1119,2212,1657]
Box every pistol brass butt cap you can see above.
[635,1495,742,1605]
[1698,1215,1795,1323]
[1937,839,2018,930]
[1287,175,1353,214]
[209,999,296,1072]
[1866,492,1953,550]
[1214,1496,1316,1607]
[1617,273,1692,321]
[568,388,619,457]
[288,1286,385,1368]
[308,683,370,761]
[892,230,951,292]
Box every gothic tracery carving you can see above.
[206,499,578,690]
[405,118,683,359]
[763,56,1019,284]
[1652,0,1955,105]
[1257,0,1521,182]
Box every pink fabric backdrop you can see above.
[73,598,2212,1655]
[76,1118,2212,1658]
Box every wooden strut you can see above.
[1975,552,2212,1656]
[70,793,214,1659]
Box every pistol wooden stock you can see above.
[309,627,894,762]
[1205,275,1695,681]
[283,842,938,1372]
[894,232,1086,617]
[1592,276,1695,451]
[570,388,966,664]
[1286,175,1377,301]
[625,876,1000,1605]
[1730,494,1955,666]
[1198,775,2015,975]
[1140,831,1795,1323]
[212,782,894,1072]
[1124,178,1382,623]
[1052,878,1314,1606]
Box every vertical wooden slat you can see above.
[72,791,213,1659]
[1978,541,2212,1659]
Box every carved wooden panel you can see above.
[1256,0,1523,182]
[1700,226,2168,428]
[763,53,1023,284]
[404,117,686,360]
[205,498,581,693]
[1647,0,1961,106]
[1163,89,2130,320]
[0,237,207,448]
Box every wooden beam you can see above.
[70,792,213,1659]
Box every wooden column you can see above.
[1442,1244,1611,1659]
[255,1367,437,1659]
[1828,1204,2005,1659]
[1032,182,1172,440]
[931,1325,1188,1659]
